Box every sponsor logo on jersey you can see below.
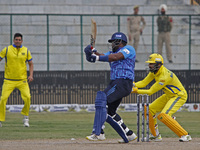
[123,48,130,54]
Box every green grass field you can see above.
[0,111,199,140]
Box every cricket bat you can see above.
[91,18,97,50]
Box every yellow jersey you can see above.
[135,65,187,97]
[0,45,32,80]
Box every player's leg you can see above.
[158,93,191,142]
[86,91,107,141]
[133,31,140,62]
[17,80,31,127]
[129,32,134,47]
[157,32,164,55]
[106,79,136,143]
[146,94,169,141]
[164,32,173,62]
[0,80,15,123]
[133,31,140,52]
[107,100,137,143]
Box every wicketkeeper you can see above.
[84,32,137,143]
[132,53,192,142]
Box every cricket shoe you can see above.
[23,118,30,127]
[0,122,2,127]
[118,133,137,143]
[144,133,162,142]
[86,133,106,141]
[179,135,192,142]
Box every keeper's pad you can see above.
[144,105,157,136]
[106,114,129,143]
[157,113,188,137]
[92,91,107,136]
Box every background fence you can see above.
[0,14,200,71]
[2,70,199,105]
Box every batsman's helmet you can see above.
[159,4,167,12]
[108,32,127,43]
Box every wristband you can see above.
[99,55,109,62]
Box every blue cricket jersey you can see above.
[104,45,136,81]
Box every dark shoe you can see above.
[135,59,139,63]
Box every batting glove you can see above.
[86,55,96,63]
[84,45,92,56]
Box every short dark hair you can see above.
[14,33,23,40]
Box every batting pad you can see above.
[157,113,188,137]
[144,105,157,137]
[93,91,107,136]
[106,115,129,143]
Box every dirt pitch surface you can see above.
[0,138,199,150]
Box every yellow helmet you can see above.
[145,53,164,64]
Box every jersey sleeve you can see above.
[137,80,166,96]
[135,72,154,88]
[104,51,111,56]
[27,50,33,62]
[0,47,7,59]
[119,46,135,59]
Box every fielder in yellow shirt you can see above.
[132,53,192,142]
[0,33,34,127]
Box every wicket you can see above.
[137,94,149,142]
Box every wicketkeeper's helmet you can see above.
[146,53,164,73]
[146,53,164,64]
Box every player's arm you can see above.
[28,60,34,83]
[93,51,105,56]
[135,72,154,88]
[127,17,131,40]
[27,50,34,83]
[169,16,173,32]
[135,80,166,96]
[141,17,146,31]
[92,52,124,62]
[108,52,124,62]
[0,47,7,62]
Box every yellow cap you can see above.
[145,53,164,64]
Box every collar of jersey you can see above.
[13,44,22,48]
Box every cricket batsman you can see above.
[84,32,137,143]
[132,53,192,142]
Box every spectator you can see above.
[127,5,146,62]
[157,4,173,63]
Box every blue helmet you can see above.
[108,32,127,43]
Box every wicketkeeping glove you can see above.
[132,81,135,87]
[131,86,138,93]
